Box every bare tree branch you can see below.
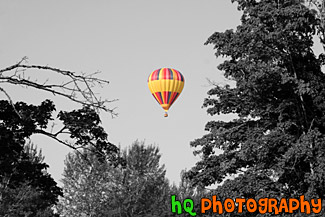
[34,129,79,150]
[0,57,118,116]
[33,129,96,165]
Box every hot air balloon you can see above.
[148,68,185,117]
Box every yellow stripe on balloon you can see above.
[148,80,184,93]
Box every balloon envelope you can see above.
[148,68,184,116]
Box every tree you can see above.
[0,100,63,216]
[186,0,325,216]
[0,141,61,217]
[58,141,172,217]
[56,148,123,216]
[118,141,170,217]
[0,57,119,215]
[0,99,122,216]
[0,56,121,160]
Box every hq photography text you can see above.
[170,195,322,216]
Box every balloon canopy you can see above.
[147,68,184,117]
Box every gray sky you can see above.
[1,0,242,185]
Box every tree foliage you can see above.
[119,141,170,217]
[0,139,61,216]
[0,56,118,215]
[304,0,325,50]
[58,141,171,217]
[0,99,121,215]
[56,148,122,216]
[186,0,325,216]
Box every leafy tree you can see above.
[58,141,172,217]
[0,100,120,216]
[118,141,170,217]
[0,100,62,216]
[0,139,61,216]
[56,148,123,217]
[0,58,119,215]
[186,0,325,216]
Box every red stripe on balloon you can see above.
[176,70,181,81]
[151,69,157,81]
[163,91,169,104]
[169,92,177,105]
[155,92,163,104]
[170,92,179,106]
[162,68,167,80]
[165,69,170,80]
